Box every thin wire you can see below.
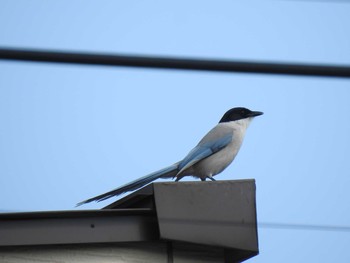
[1,47,350,78]
[282,0,350,3]
[259,222,350,232]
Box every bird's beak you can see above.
[249,111,263,117]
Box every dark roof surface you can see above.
[0,180,259,262]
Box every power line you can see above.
[1,47,350,78]
[284,0,350,3]
[259,222,350,232]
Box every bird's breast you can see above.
[193,124,246,178]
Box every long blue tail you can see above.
[76,162,179,206]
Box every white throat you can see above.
[234,117,253,130]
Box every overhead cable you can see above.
[1,47,350,78]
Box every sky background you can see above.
[1,1,350,262]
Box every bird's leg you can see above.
[207,176,216,181]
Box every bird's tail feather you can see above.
[76,162,179,206]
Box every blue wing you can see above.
[177,133,233,174]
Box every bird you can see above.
[77,107,263,206]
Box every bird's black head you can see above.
[219,107,263,123]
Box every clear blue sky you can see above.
[1,1,350,262]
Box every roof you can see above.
[0,180,259,262]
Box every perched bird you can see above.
[77,107,263,206]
